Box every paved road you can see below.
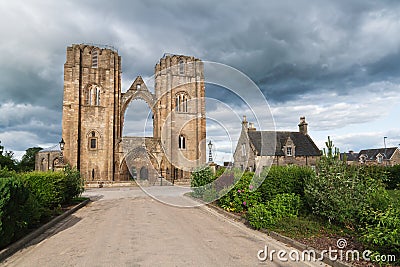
[3,187,328,267]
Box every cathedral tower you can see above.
[154,54,206,181]
[61,44,121,181]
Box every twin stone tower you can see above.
[61,44,206,183]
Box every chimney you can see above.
[298,116,308,135]
[242,115,248,128]
[248,122,256,131]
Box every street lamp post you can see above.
[383,136,387,166]
[59,138,65,165]
[208,140,213,162]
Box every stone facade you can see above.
[57,44,206,182]
[35,146,62,172]
[234,116,321,173]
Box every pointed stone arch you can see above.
[121,76,156,135]
[121,76,156,115]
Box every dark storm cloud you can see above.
[1,0,400,155]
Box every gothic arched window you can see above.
[175,92,188,112]
[87,85,101,106]
[178,135,186,149]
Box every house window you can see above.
[360,155,366,164]
[92,50,98,68]
[179,135,186,149]
[179,59,184,74]
[175,92,188,112]
[377,155,383,164]
[286,147,292,156]
[242,144,246,156]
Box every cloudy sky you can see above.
[0,0,399,163]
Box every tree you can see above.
[0,141,17,171]
[18,147,42,172]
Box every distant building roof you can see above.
[358,147,398,160]
[248,131,321,157]
[340,152,359,161]
[39,144,60,153]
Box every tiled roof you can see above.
[247,131,321,157]
[358,147,398,160]
[340,152,359,161]
[39,144,60,152]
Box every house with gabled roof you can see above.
[357,147,400,166]
[233,116,321,173]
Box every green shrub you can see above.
[258,165,315,202]
[0,177,40,248]
[247,193,302,230]
[386,165,400,190]
[22,169,83,209]
[217,171,261,212]
[190,167,214,198]
[268,193,301,218]
[360,204,400,263]
[22,171,66,209]
[304,156,390,226]
[202,184,218,203]
[247,204,274,229]
[63,166,84,203]
[0,167,18,179]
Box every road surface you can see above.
[3,187,328,267]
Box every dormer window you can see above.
[377,154,383,164]
[284,136,295,157]
[360,155,366,164]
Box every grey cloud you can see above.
[1,0,400,155]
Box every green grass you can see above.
[268,215,352,239]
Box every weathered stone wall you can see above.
[61,44,121,181]
[35,151,61,171]
[60,45,206,182]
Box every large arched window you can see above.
[92,49,98,68]
[179,59,184,74]
[175,92,188,112]
[178,134,186,149]
[87,85,101,106]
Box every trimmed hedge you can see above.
[258,165,315,201]
[0,177,40,248]
[0,167,83,249]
